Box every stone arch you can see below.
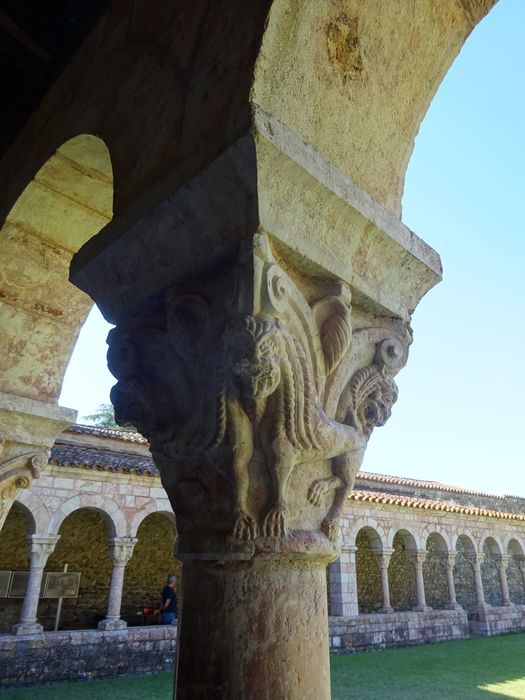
[253,0,496,216]
[346,517,387,550]
[122,511,181,623]
[129,504,175,539]
[0,134,112,404]
[48,495,125,538]
[452,529,480,555]
[421,526,453,553]
[423,532,449,610]
[0,134,113,402]
[43,506,115,630]
[355,526,383,614]
[389,529,418,611]
[15,491,50,535]
[507,538,525,605]
[454,533,477,612]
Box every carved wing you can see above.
[313,286,352,376]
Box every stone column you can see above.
[377,548,394,613]
[329,545,358,617]
[412,549,431,612]
[496,554,512,607]
[445,552,462,610]
[12,534,60,635]
[98,537,137,630]
[472,554,487,609]
[70,114,440,695]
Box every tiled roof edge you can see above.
[355,471,508,500]
[65,423,148,444]
[349,489,525,522]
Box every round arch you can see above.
[15,491,50,535]
[48,494,125,538]
[346,517,387,550]
[129,505,175,539]
[0,134,112,404]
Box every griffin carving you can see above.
[108,233,408,549]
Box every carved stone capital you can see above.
[107,537,138,567]
[108,233,410,561]
[28,535,60,569]
[376,548,395,569]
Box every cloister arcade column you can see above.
[12,534,60,635]
[412,550,431,612]
[445,553,462,610]
[377,548,394,613]
[496,555,512,607]
[472,554,488,609]
[98,537,137,631]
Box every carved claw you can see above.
[262,506,286,538]
[320,517,339,542]
[232,511,258,541]
[307,478,333,507]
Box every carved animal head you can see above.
[226,315,282,400]
[349,366,398,440]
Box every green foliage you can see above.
[3,634,525,699]
[82,402,135,432]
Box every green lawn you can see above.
[2,634,525,699]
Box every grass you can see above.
[2,634,525,699]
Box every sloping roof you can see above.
[349,490,525,522]
[50,443,157,477]
[67,424,148,444]
[355,471,506,500]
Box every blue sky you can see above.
[60,0,524,496]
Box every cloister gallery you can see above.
[0,0,517,697]
[1,425,524,685]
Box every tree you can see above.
[82,402,135,432]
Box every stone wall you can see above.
[121,513,181,622]
[42,508,111,630]
[481,547,503,607]
[355,531,382,613]
[508,560,525,604]
[389,534,417,611]
[0,503,31,631]
[423,540,449,610]
[329,610,469,653]
[0,626,178,687]
[454,543,477,612]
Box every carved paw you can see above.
[232,511,258,541]
[307,479,332,507]
[263,506,286,538]
[321,517,339,542]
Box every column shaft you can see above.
[98,537,137,631]
[497,556,511,606]
[446,554,461,609]
[378,549,393,613]
[12,535,60,635]
[413,551,430,612]
[176,557,330,700]
[473,555,486,607]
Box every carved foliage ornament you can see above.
[108,233,409,555]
